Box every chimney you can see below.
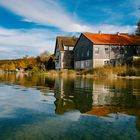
[98,31,101,35]
[117,32,120,35]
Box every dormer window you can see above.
[69,47,73,51]
[64,46,69,50]
[64,46,74,51]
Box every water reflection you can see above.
[53,77,140,135]
[0,73,140,139]
[54,78,93,114]
[0,73,140,116]
[54,78,140,113]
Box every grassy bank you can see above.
[79,66,126,78]
[1,56,140,79]
[45,65,140,79]
[1,64,140,79]
[45,70,77,78]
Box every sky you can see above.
[0,0,139,59]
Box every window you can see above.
[137,47,140,55]
[120,48,124,54]
[81,61,84,68]
[64,46,68,50]
[87,49,90,56]
[77,53,79,59]
[105,48,109,54]
[86,61,89,67]
[95,47,99,54]
[82,52,84,57]
[75,50,79,59]
[64,46,74,51]
[69,47,74,51]
[81,47,84,57]
[104,60,110,65]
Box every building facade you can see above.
[74,33,140,70]
[54,36,78,70]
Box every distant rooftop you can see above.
[56,36,78,51]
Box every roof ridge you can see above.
[83,32,130,36]
[83,32,140,45]
[57,36,78,38]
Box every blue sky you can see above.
[0,0,139,59]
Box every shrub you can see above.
[132,58,140,68]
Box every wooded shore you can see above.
[0,57,140,78]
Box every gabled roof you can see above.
[83,33,140,45]
[56,36,78,51]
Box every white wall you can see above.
[74,60,93,70]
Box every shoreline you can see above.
[44,70,140,79]
[1,69,140,79]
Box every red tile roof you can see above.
[83,33,140,45]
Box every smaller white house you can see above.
[54,36,78,70]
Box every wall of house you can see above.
[110,45,140,65]
[62,50,74,69]
[137,46,140,55]
[55,50,75,70]
[55,47,61,70]
[92,44,134,67]
[74,35,93,70]
[74,35,128,69]
[93,44,111,67]
[74,36,140,69]
[125,46,140,59]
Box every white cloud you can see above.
[22,18,33,23]
[0,0,137,59]
[91,24,136,34]
[70,24,136,34]
[0,24,136,59]
[0,28,18,36]
[0,0,136,33]
[0,0,74,31]
[0,27,58,59]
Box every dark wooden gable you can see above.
[74,34,93,61]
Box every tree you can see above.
[40,51,51,58]
[135,20,140,36]
[8,62,16,71]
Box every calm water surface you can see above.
[0,73,140,140]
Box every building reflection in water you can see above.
[54,78,93,114]
[54,78,140,114]
[54,78,140,132]
[0,74,140,117]
[1,73,140,132]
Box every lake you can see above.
[0,73,140,140]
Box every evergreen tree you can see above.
[135,20,140,36]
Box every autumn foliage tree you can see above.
[0,51,55,72]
